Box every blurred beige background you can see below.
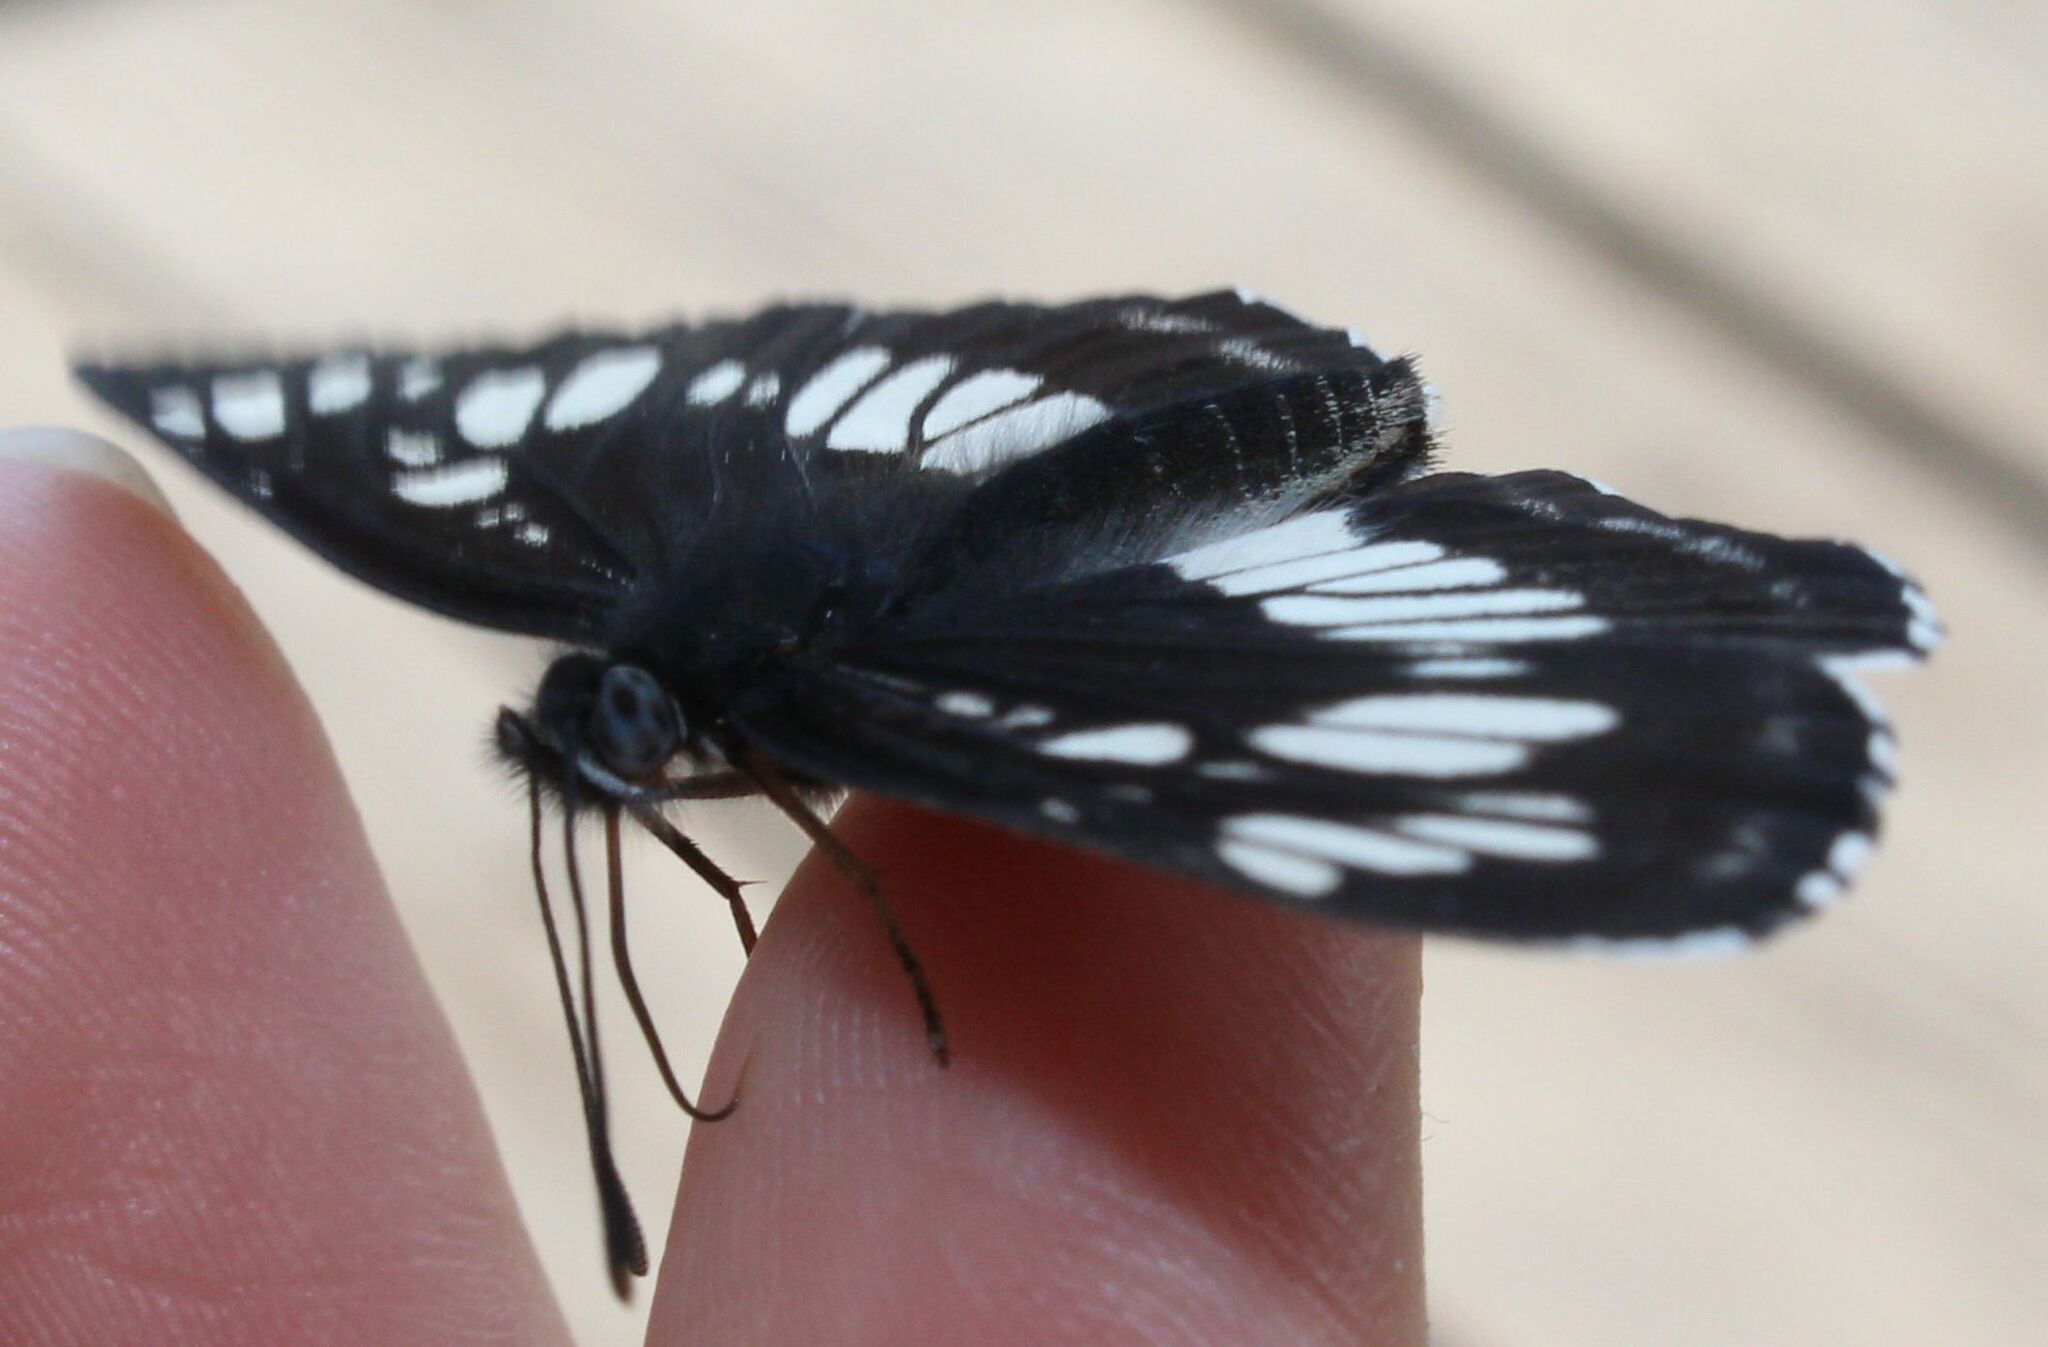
[2,1,2042,1343]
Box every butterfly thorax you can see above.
[605,471,976,722]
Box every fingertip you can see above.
[652,798,1425,1346]
[0,425,176,517]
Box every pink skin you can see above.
[0,449,1424,1346]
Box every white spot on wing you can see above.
[1455,791,1592,823]
[211,371,285,441]
[455,367,546,447]
[921,392,1112,474]
[1037,722,1192,764]
[1223,814,1470,878]
[786,346,890,437]
[398,358,440,401]
[1311,556,1506,595]
[1902,585,1943,651]
[1207,542,1447,597]
[1326,615,1610,643]
[1796,872,1845,907]
[545,345,661,430]
[1263,588,1585,629]
[1248,694,1615,779]
[1216,840,1341,896]
[1827,647,1918,674]
[1000,705,1055,729]
[1827,832,1872,880]
[1310,694,1618,741]
[1795,827,1877,908]
[308,354,371,415]
[1407,657,1531,679]
[828,355,954,453]
[1040,799,1082,824]
[745,372,780,406]
[1395,814,1599,861]
[936,691,995,718]
[1566,927,1754,961]
[385,428,441,467]
[150,386,204,438]
[393,457,509,507]
[922,369,1042,439]
[1819,656,1889,724]
[1250,724,1529,777]
[685,359,746,405]
[1165,511,1360,582]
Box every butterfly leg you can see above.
[627,803,759,954]
[604,807,739,1121]
[739,753,951,1067]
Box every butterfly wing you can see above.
[75,338,652,637]
[728,470,1935,945]
[74,292,1394,638]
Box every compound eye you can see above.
[586,664,682,780]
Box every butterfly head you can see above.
[497,652,689,803]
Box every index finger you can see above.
[651,797,1425,1346]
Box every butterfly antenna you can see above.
[628,801,759,953]
[536,772,649,1295]
[740,755,950,1066]
[603,805,739,1121]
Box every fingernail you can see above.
[0,427,176,519]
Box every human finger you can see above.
[649,795,1424,1346]
[0,432,568,1346]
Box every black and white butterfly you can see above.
[76,289,1937,1288]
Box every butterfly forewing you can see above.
[75,291,1388,635]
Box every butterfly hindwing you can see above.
[728,470,1931,944]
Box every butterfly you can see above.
[75,289,1937,1289]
